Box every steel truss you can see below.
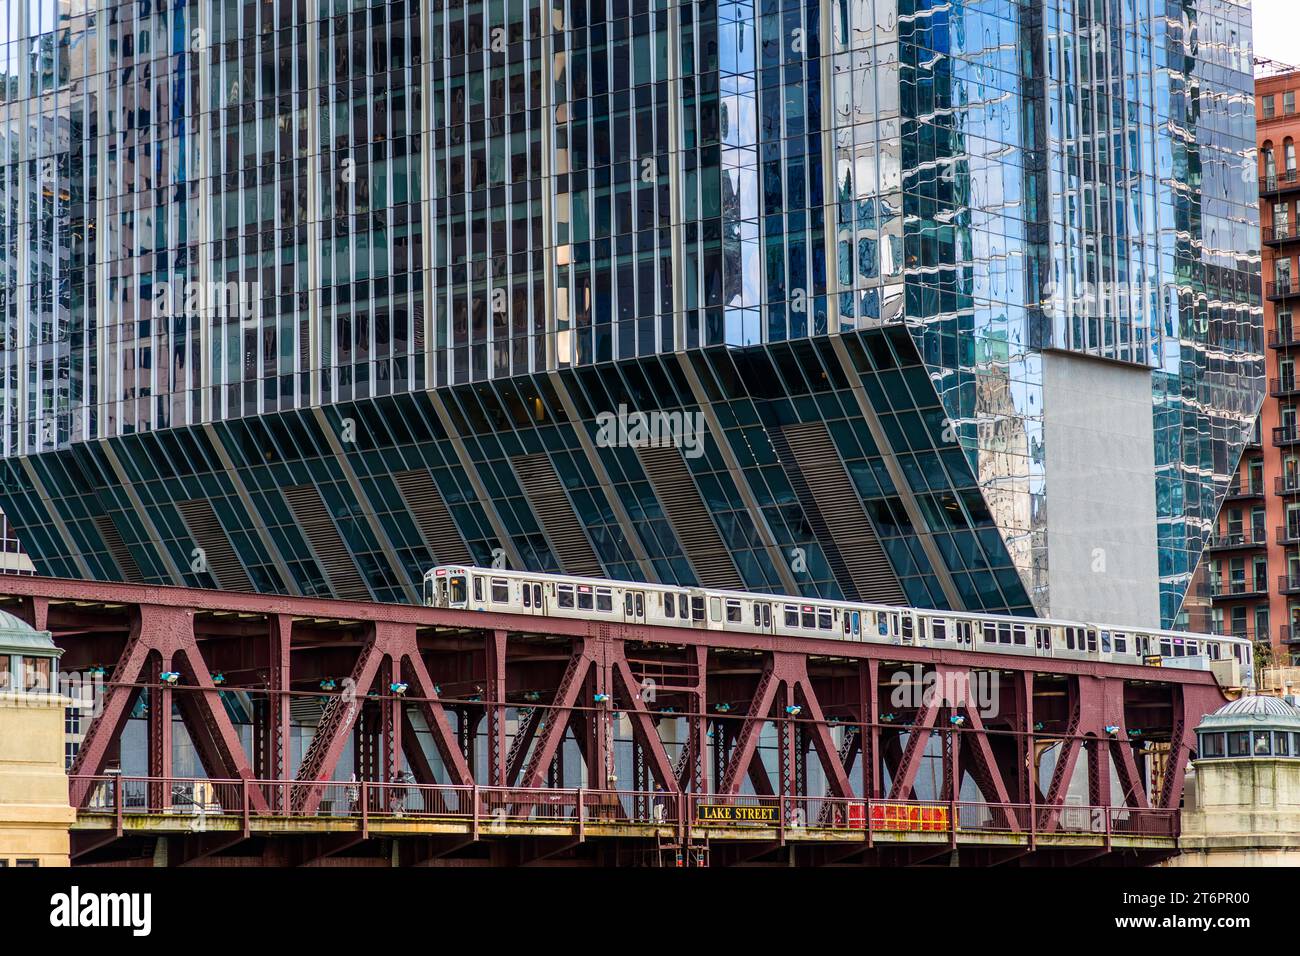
[0,577,1227,866]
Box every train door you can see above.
[624,590,646,624]
[753,601,773,634]
[1034,626,1051,654]
[957,620,973,648]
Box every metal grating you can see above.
[393,469,473,565]
[511,454,604,576]
[281,484,373,601]
[93,514,147,584]
[771,422,906,604]
[176,499,254,591]
[637,446,744,589]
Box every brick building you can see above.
[1193,61,1300,664]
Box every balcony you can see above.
[1263,168,1300,194]
[1278,475,1300,496]
[1269,327,1300,348]
[1207,529,1268,550]
[1267,280,1300,300]
[1271,377,1300,398]
[1281,625,1300,645]
[1266,222,1300,245]
[1281,575,1300,595]
[1274,424,1300,447]
[1280,525,1300,545]
[1226,477,1266,499]
[1209,578,1269,599]
[1210,626,1257,644]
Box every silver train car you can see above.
[423,566,1255,688]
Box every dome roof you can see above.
[0,608,59,657]
[1197,694,1300,732]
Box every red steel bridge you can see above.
[0,576,1229,867]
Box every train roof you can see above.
[425,566,1249,646]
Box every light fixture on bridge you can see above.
[524,690,541,702]
[593,693,611,704]
[714,703,731,713]
[160,671,180,685]
[949,715,965,726]
[785,705,802,716]
[390,682,408,696]
[1033,721,1045,731]
[882,713,896,722]
[320,678,337,691]
[1105,725,1120,736]
[211,672,226,685]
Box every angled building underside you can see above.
[0,0,1264,627]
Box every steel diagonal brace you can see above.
[292,633,384,813]
[394,628,474,787]
[520,644,593,789]
[718,664,780,795]
[67,609,163,806]
[611,654,681,793]
[887,691,941,801]
[789,673,855,799]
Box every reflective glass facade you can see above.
[0,0,1263,625]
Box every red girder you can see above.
[7,574,1230,843]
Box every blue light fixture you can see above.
[160,671,180,685]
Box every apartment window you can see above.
[1288,140,1298,172]
[1264,94,1276,118]
[1287,91,1297,115]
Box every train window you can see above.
[577,587,594,611]
[785,605,799,628]
[983,623,997,644]
[625,594,634,615]
[1100,632,1111,653]
[449,576,467,604]
[533,584,542,607]
[802,606,816,629]
[1208,642,1221,660]
[849,610,858,635]
[1113,633,1127,654]
[818,608,832,630]
[491,579,509,603]
[1086,630,1097,652]
[635,593,644,616]
[473,577,485,602]
[691,597,705,622]
[523,586,532,608]
[1012,624,1026,646]
[1065,628,1075,650]
[1160,638,1172,657]
[664,593,675,617]
[755,604,764,627]
[1171,639,1184,658]
[844,613,852,635]
[709,598,722,622]
[596,588,613,612]
[558,585,575,609]
[762,605,771,627]
[902,616,913,641]
[725,600,742,624]
[932,619,947,642]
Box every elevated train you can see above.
[423,566,1254,689]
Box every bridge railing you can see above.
[70,775,1177,840]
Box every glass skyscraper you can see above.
[0,0,1263,627]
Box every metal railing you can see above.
[70,775,1178,842]
[1207,529,1268,548]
